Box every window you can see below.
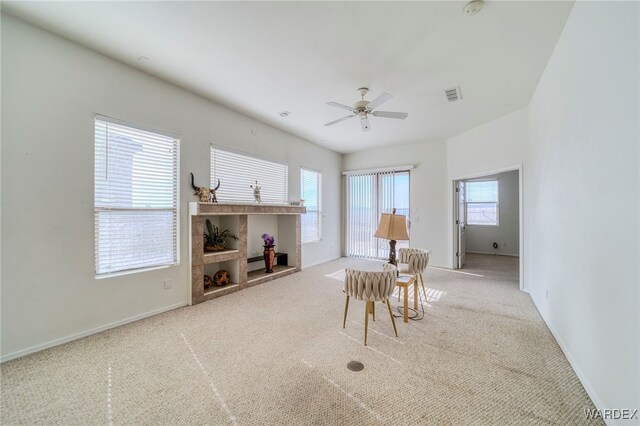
[210,147,288,204]
[346,171,410,259]
[94,117,179,277]
[301,168,321,243]
[466,180,498,226]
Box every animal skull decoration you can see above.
[213,270,230,287]
[250,180,263,204]
[191,172,220,203]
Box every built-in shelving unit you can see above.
[247,265,298,287]
[203,249,242,264]
[188,202,305,305]
[204,283,240,297]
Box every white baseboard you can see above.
[529,293,609,425]
[466,250,519,257]
[302,256,341,269]
[1,302,187,363]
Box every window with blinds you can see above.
[94,117,179,277]
[301,168,321,243]
[466,180,499,226]
[346,170,410,259]
[210,147,288,204]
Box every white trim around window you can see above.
[94,116,180,278]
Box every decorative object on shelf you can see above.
[213,270,230,286]
[191,172,220,203]
[289,200,304,206]
[204,275,213,289]
[374,208,410,272]
[299,199,305,207]
[204,219,239,252]
[261,233,275,273]
[250,180,263,204]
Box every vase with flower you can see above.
[261,233,275,273]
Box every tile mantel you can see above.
[189,202,306,216]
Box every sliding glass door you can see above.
[346,171,410,259]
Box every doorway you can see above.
[453,166,523,290]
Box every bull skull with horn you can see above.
[191,172,220,203]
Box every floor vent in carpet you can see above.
[347,361,364,372]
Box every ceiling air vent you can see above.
[444,87,462,102]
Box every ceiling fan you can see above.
[324,87,408,132]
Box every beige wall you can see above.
[446,108,528,270]
[0,14,342,360]
[343,107,528,269]
[527,1,639,414]
[342,140,448,268]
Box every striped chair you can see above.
[343,263,398,346]
[397,248,430,304]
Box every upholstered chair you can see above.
[343,263,398,345]
[397,248,430,303]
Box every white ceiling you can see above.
[3,1,574,153]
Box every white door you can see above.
[457,181,466,268]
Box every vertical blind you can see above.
[346,170,410,259]
[94,117,179,277]
[210,147,288,204]
[301,168,321,243]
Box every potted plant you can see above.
[204,219,239,252]
[261,233,275,273]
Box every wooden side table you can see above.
[396,274,418,323]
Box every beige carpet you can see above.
[1,255,601,425]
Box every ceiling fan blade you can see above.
[360,115,371,132]
[371,111,408,119]
[326,102,354,112]
[324,115,355,126]
[367,92,393,110]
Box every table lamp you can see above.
[374,208,410,267]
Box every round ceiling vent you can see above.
[464,0,485,15]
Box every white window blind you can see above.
[94,117,179,277]
[466,180,499,226]
[301,168,321,243]
[346,171,410,259]
[210,147,288,204]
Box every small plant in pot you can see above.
[204,219,239,252]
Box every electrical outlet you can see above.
[164,279,172,290]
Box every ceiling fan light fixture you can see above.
[360,116,371,132]
[324,87,407,131]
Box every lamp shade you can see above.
[374,213,409,241]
